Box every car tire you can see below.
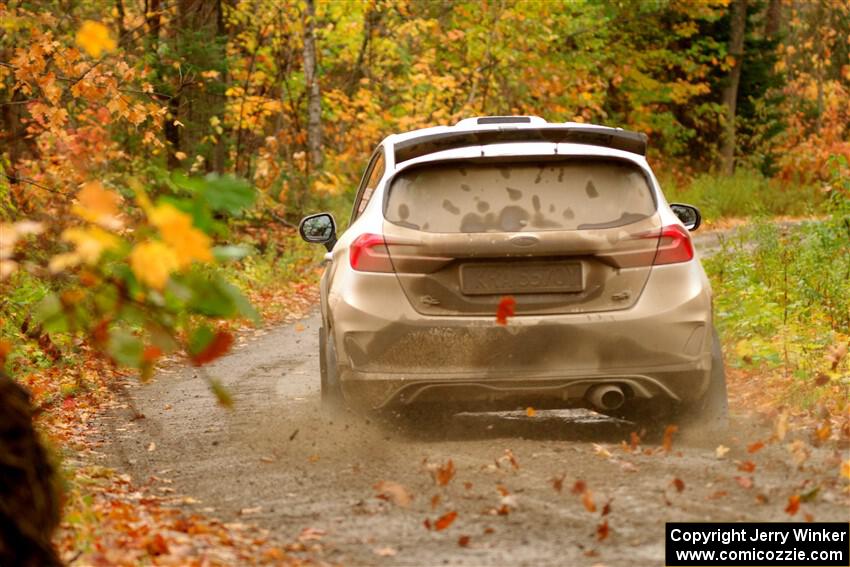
[677,327,728,431]
[319,327,345,411]
[607,328,728,432]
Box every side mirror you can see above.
[299,212,337,251]
[670,203,702,231]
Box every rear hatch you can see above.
[378,157,663,316]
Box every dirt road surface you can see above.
[100,233,849,566]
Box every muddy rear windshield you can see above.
[385,159,656,233]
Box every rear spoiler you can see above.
[394,126,647,164]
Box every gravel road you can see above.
[100,231,849,566]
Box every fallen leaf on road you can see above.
[458,535,471,547]
[814,422,831,443]
[434,511,458,531]
[785,494,800,516]
[662,425,678,452]
[747,441,765,454]
[630,431,640,452]
[715,445,730,459]
[147,441,156,452]
[294,323,305,332]
[431,494,441,509]
[308,455,320,463]
[572,480,587,494]
[671,478,685,493]
[496,484,510,497]
[707,490,728,500]
[239,506,262,516]
[841,459,850,480]
[526,406,536,417]
[737,461,756,473]
[755,493,768,504]
[259,456,276,463]
[373,547,397,557]
[735,476,754,489]
[298,527,325,542]
[601,500,612,516]
[597,521,610,541]
[374,481,413,507]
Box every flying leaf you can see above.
[434,511,458,531]
[374,481,413,508]
[582,490,597,513]
[149,204,213,267]
[432,459,455,486]
[74,181,123,228]
[785,494,800,516]
[662,425,678,452]
[495,296,516,325]
[596,521,609,541]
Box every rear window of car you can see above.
[385,159,656,233]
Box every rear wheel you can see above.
[677,328,728,431]
[319,327,344,411]
[606,328,728,432]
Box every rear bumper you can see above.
[330,262,713,411]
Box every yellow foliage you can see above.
[73,181,123,229]
[148,204,213,268]
[130,241,179,289]
[49,226,120,272]
[75,20,116,58]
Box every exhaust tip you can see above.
[587,384,625,411]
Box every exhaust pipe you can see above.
[587,385,625,411]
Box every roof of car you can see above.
[383,117,648,165]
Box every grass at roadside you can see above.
[661,169,826,221]
[704,215,849,433]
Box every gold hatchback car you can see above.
[300,116,726,428]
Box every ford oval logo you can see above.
[509,235,539,247]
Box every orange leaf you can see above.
[601,500,612,516]
[747,441,765,454]
[434,511,458,531]
[662,425,678,452]
[495,296,516,325]
[526,406,536,417]
[143,345,163,363]
[596,520,610,541]
[373,481,413,508]
[785,494,800,516]
[458,535,470,547]
[434,459,455,486]
[551,473,565,493]
[735,476,753,489]
[737,461,756,473]
[582,490,597,513]
[430,494,441,509]
[571,480,587,494]
[190,331,234,366]
[629,431,640,452]
[671,478,685,493]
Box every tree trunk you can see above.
[303,0,323,172]
[720,0,747,175]
[0,374,62,567]
[764,0,781,37]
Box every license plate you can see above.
[460,261,584,295]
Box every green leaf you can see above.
[200,174,255,215]
[107,329,143,367]
[209,378,233,408]
[187,324,215,356]
[33,294,68,333]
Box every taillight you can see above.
[350,233,394,272]
[652,224,694,265]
